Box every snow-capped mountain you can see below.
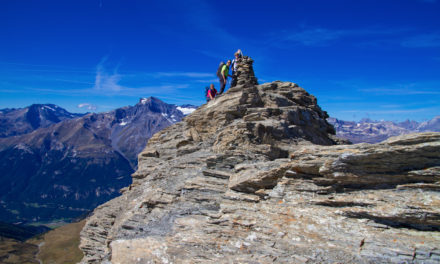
[0,98,198,225]
[0,104,83,138]
[328,116,440,143]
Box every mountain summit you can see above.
[80,56,440,263]
[0,104,83,138]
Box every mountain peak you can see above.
[139,96,162,105]
[80,56,440,263]
[0,104,82,137]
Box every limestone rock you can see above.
[79,57,440,264]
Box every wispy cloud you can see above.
[89,57,211,97]
[1,57,211,99]
[151,72,214,78]
[401,32,440,48]
[195,78,219,84]
[93,57,122,92]
[195,49,226,60]
[52,78,95,85]
[284,28,351,46]
[77,103,97,111]
[359,87,440,95]
[340,108,434,114]
[277,27,409,47]
[333,78,440,96]
[273,26,440,49]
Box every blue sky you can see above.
[1,0,439,121]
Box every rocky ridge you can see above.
[80,56,440,263]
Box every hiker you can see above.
[230,50,242,87]
[218,60,232,94]
[231,51,240,75]
[206,83,218,102]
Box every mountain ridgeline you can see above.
[0,104,84,138]
[0,99,196,226]
[79,56,439,263]
[328,116,440,143]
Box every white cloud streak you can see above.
[152,72,214,78]
[359,88,440,95]
[93,57,122,92]
[278,27,409,47]
[90,57,201,96]
[275,26,440,49]
[77,103,97,110]
[340,108,434,114]
[401,32,440,48]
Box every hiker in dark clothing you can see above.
[206,84,218,102]
[230,50,242,88]
[219,60,231,94]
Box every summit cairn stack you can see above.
[231,56,259,88]
[80,56,440,263]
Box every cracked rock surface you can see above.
[80,57,440,264]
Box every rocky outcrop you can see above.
[80,57,440,263]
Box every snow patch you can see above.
[177,106,196,115]
[14,143,33,154]
[43,105,56,111]
[53,184,71,192]
[120,121,128,126]
[140,98,148,104]
[161,113,174,123]
[161,113,174,124]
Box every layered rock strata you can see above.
[80,57,440,263]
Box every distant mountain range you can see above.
[0,98,196,226]
[0,104,83,138]
[328,116,440,143]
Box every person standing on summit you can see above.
[230,50,242,87]
[219,60,231,94]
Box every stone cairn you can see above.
[231,56,259,88]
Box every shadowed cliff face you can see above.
[80,57,440,264]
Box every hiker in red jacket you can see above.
[207,84,218,102]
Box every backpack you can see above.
[216,61,225,78]
[205,86,210,98]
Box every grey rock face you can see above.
[80,57,440,264]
